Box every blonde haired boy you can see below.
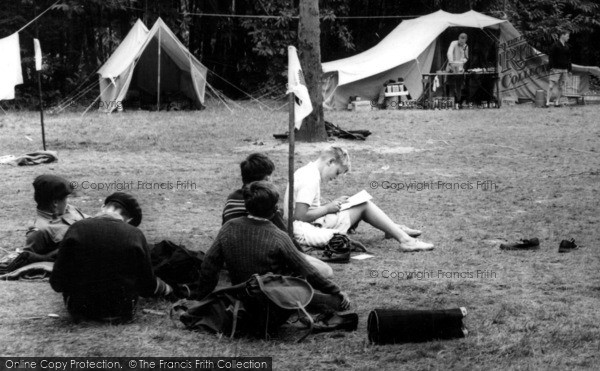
[284,146,433,251]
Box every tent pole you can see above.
[157,27,161,111]
[287,92,295,239]
[496,41,501,108]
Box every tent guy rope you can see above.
[16,0,60,34]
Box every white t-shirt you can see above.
[283,161,321,219]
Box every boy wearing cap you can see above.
[284,146,434,252]
[50,192,173,323]
[25,174,87,258]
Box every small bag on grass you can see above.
[150,240,204,290]
[320,233,352,263]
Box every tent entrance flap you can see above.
[132,39,193,99]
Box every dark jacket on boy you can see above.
[50,214,170,321]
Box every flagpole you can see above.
[287,92,295,239]
[286,45,311,240]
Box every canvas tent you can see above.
[98,18,208,112]
[322,10,600,109]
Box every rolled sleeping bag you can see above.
[367,307,468,344]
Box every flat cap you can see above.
[104,192,142,227]
[33,174,73,206]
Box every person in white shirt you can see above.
[284,146,434,252]
[446,33,469,103]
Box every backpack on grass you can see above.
[150,240,205,288]
[171,273,315,341]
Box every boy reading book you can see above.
[284,146,434,252]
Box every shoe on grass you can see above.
[385,224,422,239]
[499,238,540,251]
[399,239,434,252]
[558,239,578,253]
[312,312,359,333]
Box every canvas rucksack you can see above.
[171,273,315,341]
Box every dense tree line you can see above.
[1,0,599,109]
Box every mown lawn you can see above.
[1,103,599,370]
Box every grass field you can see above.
[1,104,599,370]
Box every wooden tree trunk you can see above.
[297,0,327,142]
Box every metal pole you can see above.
[287,93,295,239]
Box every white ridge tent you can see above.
[98,18,208,112]
[322,10,600,109]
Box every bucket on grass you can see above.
[367,308,468,344]
[535,90,546,107]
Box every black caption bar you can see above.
[0,358,272,371]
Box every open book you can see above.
[340,190,373,211]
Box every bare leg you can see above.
[303,253,333,278]
[345,201,433,250]
[546,81,555,106]
[346,201,413,244]
[555,79,563,105]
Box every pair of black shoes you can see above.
[500,238,579,253]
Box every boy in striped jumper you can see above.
[222,153,333,277]
[196,181,349,311]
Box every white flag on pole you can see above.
[34,38,42,71]
[287,46,313,129]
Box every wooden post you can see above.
[496,42,502,108]
[157,27,161,111]
[34,5,46,150]
[287,93,295,239]
[37,70,46,150]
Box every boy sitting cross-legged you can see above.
[284,146,434,252]
[50,192,173,323]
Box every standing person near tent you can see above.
[50,192,173,323]
[284,146,434,252]
[446,33,469,104]
[546,30,572,107]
